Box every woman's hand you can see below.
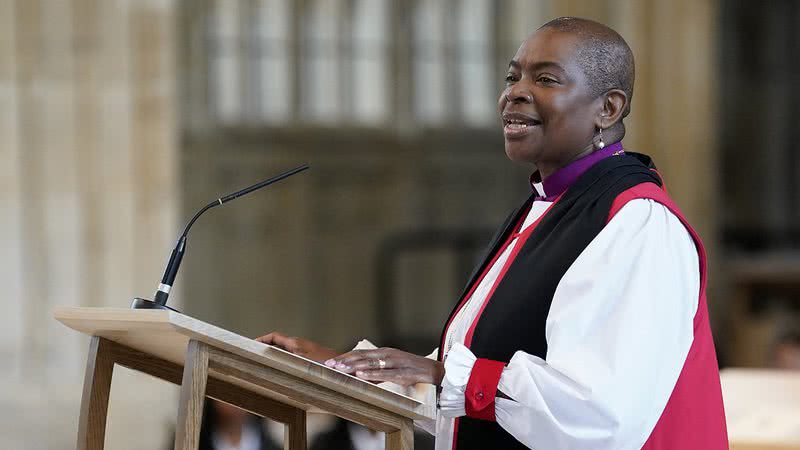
[324,348,445,387]
[255,331,339,364]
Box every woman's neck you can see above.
[538,126,625,180]
[538,145,595,181]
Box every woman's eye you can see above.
[505,74,518,83]
[538,76,557,84]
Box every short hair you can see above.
[540,17,635,117]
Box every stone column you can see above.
[0,0,180,448]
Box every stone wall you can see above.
[0,0,180,448]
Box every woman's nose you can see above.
[505,84,533,104]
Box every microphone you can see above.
[131,164,310,311]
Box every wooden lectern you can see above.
[55,307,436,450]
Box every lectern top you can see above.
[54,306,436,422]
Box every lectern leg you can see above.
[77,337,115,450]
[385,418,414,450]
[174,340,209,450]
[283,408,307,450]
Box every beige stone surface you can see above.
[1,0,179,448]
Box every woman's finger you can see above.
[354,368,420,386]
[325,349,387,368]
[256,332,299,352]
[329,354,383,373]
[323,350,357,368]
[255,331,284,345]
[353,368,396,382]
[338,355,401,373]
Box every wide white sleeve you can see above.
[439,199,699,450]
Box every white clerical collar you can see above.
[532,181,546,198]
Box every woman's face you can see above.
[498,28,602,174]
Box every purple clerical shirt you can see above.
[530,141,625,201]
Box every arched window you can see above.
[351,0,390,124]
[457,0,493,127]
[201,0,547,128]
[412,0,448,125]
[209,0,244,123]
[253,0,292,123]
[303,0,344,123]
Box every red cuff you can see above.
[465,358,506,422]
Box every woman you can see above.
[257,17,728,450]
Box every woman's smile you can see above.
[502,111,542,140]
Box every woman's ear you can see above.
[596,89,627,129]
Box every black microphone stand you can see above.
[131,164,310,311]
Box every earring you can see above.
[596,128,605,149]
